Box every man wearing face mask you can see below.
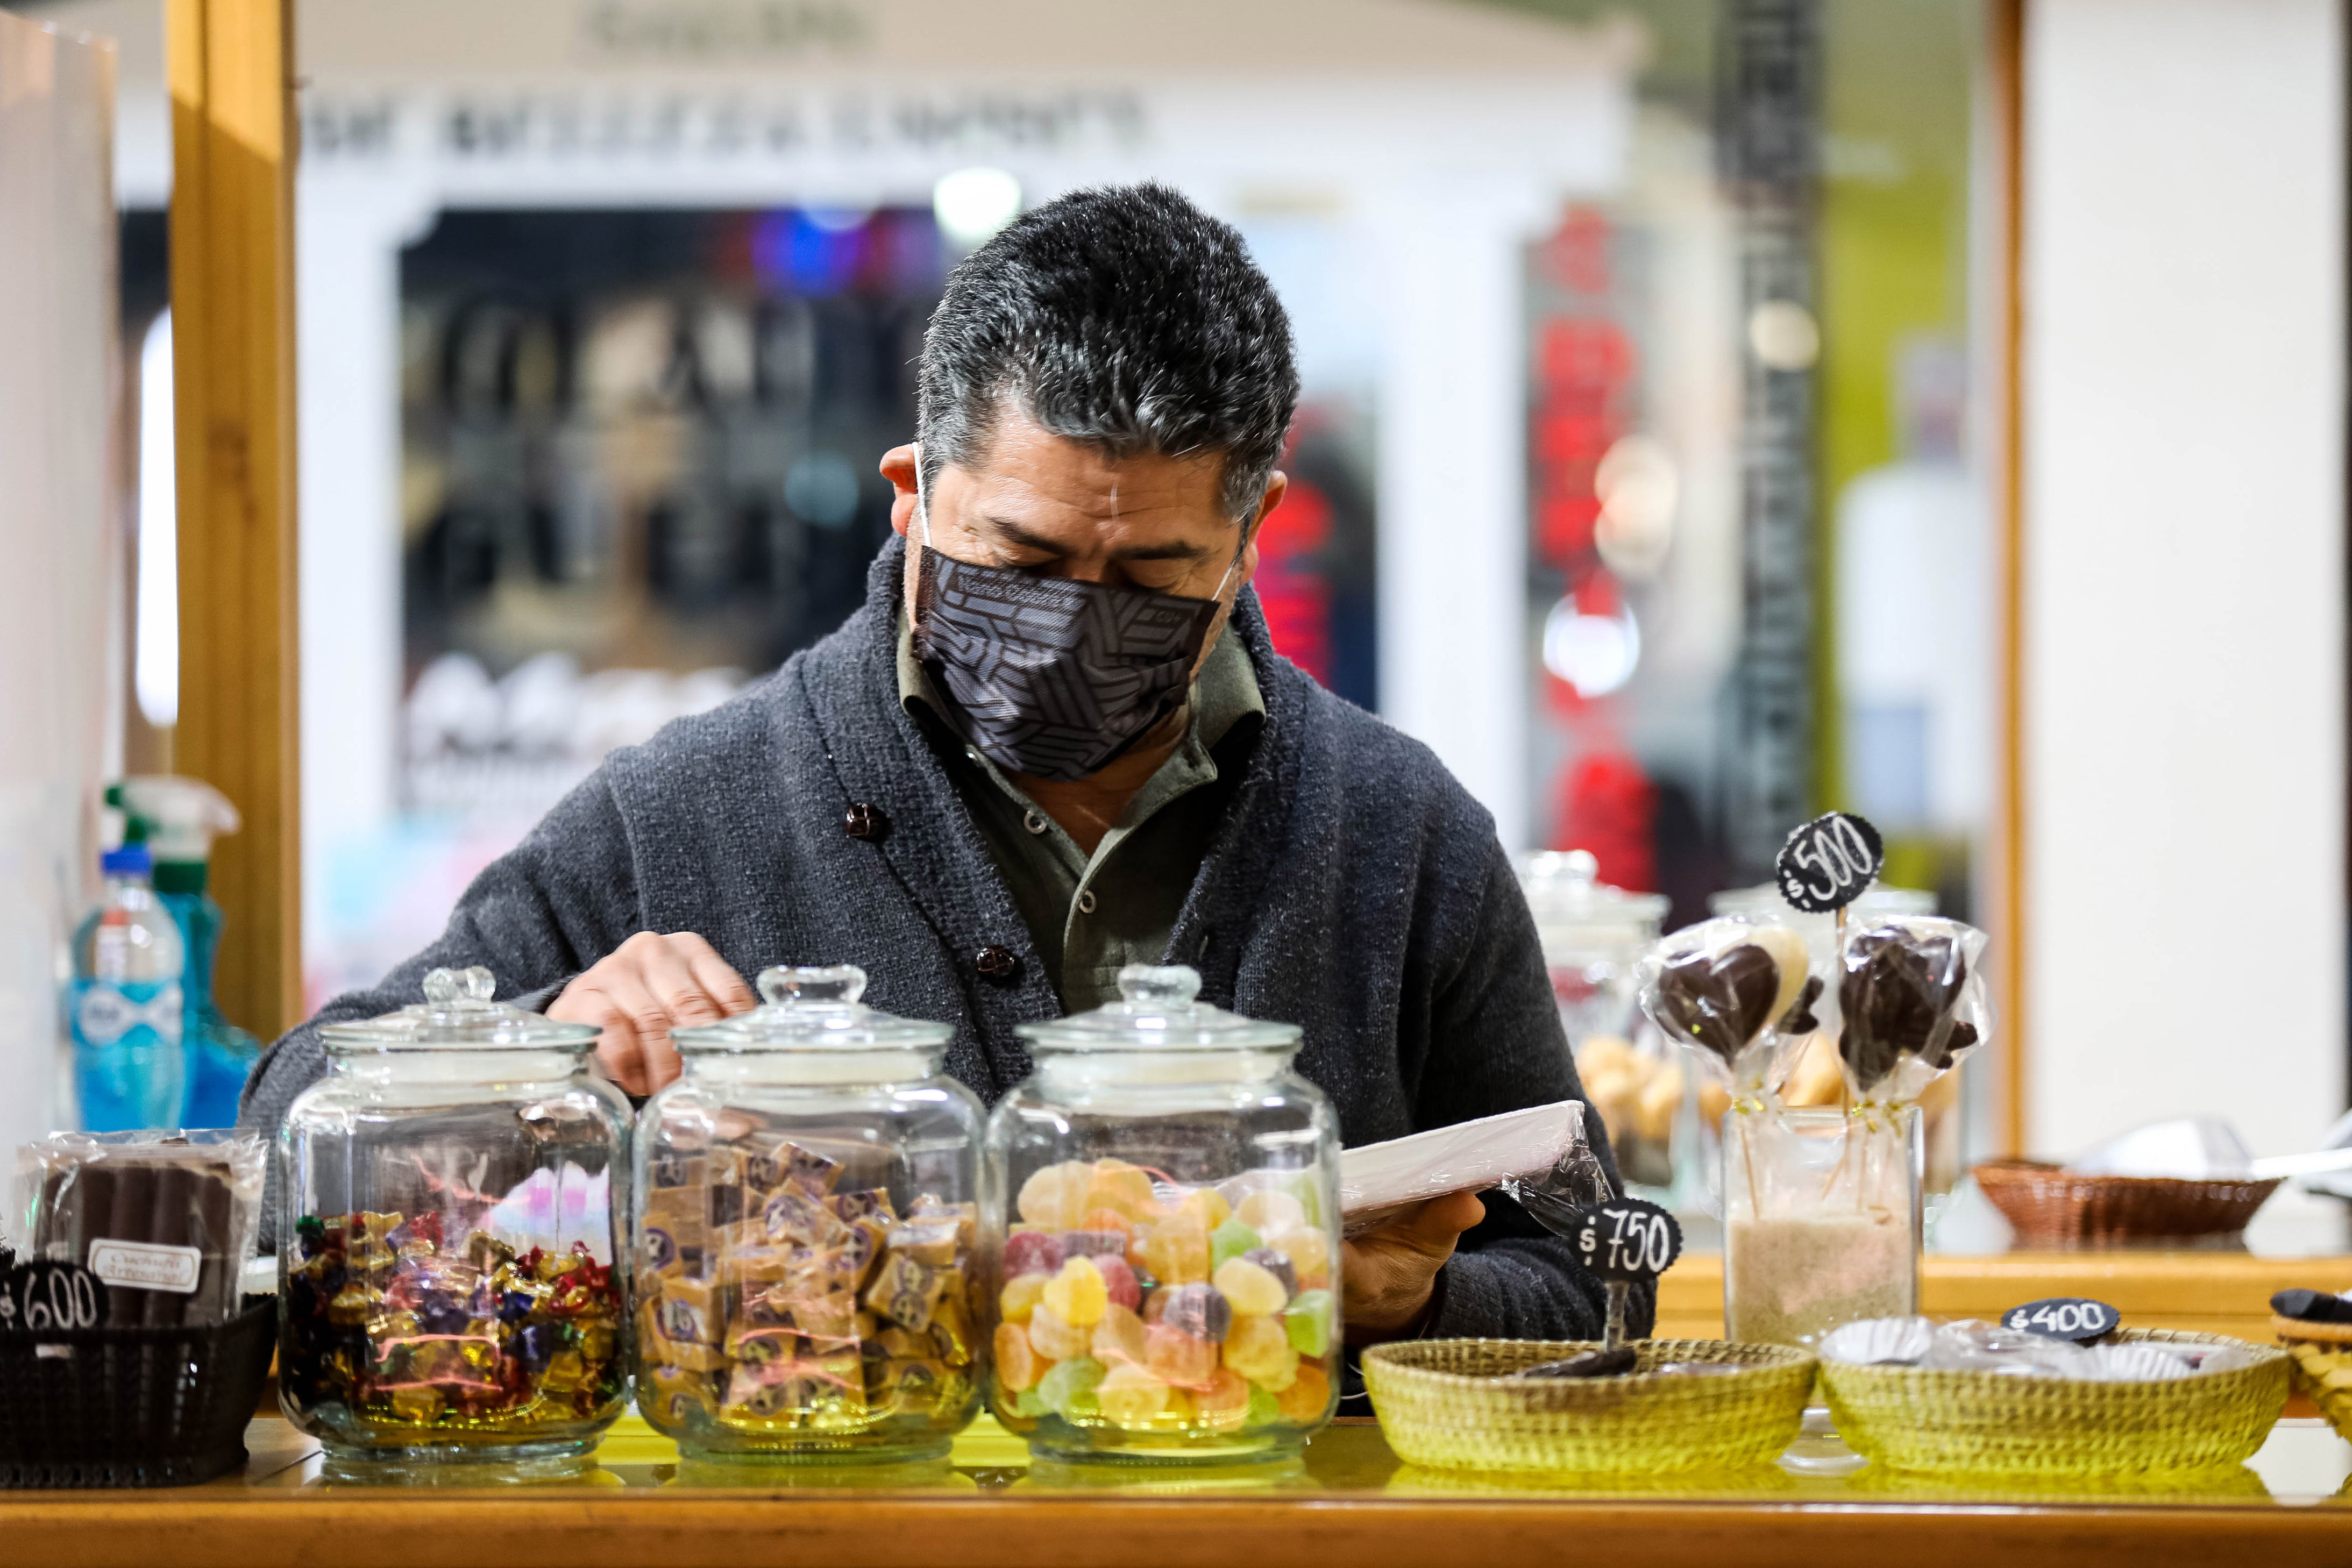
[243,183,1642,1348]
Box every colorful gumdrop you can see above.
[1174,1186,1232,1230]
[1235,1187,1308,1235]
[1037,1356,1105,1419]
[1096,1362,1171,1427]
[1283,1289,1334,1357]
[1092,1254,1142,1312]
[1192,1366,1251,1430]
[1092,1302,1147,1367]
[1213,1256,1290,1317]
[1004,1229,1065,1278]
[1210,1217,1262,1271]
[999,1273,1047,1325]
[1018,1163,1090,1230]
[994,1322,1041,1393]
[1042,1256,1109,1327]
[1274,1359,1331,1422]
[1026,1302,1090,1362]
[1137,1216,1210,1285]
[1267,1224,1331,1286]
[1239,1248,1298,1302]
[1160,1282,1232,1343]
[1142,1322,1219,1386]
[1086,1160,1161,1221]
[1224,1314,1300,1391]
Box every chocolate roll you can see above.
[101,1160,154,1325]
[143,1161,198,1328]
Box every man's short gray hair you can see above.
[916,182,1301,528]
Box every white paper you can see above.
[1339,1100,1588,1228]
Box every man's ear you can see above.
[880,444,920,538]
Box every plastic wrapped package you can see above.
[1637,915,1818,1106]
[1338,1100,1602,1236]
[1821,1317,2223,1383]
[17,1131,264,1327]
[1834,916,1992,1109]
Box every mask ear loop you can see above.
[911,440,934,549]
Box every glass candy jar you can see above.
[1518,850,1673,1188]
[276,967,629,1475]
[637,965,984,1463]
[984,965,1340,1466]
[1722,1104,1923,1347]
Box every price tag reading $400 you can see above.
[1572,1199,1684,1285]
[2002,1296,2121,1346]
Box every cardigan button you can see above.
[842,802,890,842]
[974,945,1020,982]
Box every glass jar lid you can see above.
[318,966,602,1051]
[1518,849,1670,946]
[1015,965,1301,1052]
[669,965,951,1053]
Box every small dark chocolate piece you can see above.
[1778,974,1824,1036]
[2273,1288,2352,1324]
[1654,944,1783,1063]
[1510,1346,1640,1380]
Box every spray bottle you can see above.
[108,776,258,1127]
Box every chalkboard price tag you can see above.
[1775,812,1886,914]
[0,1260,109,1335]
[2002,1296,2120,1345]
[1571,1199,1683,1284]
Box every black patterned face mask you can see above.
[908,451,1238,781]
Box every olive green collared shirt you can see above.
[898,611,1266,1014]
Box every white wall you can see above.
[2024,0,2346,1158]
[0,15,118,1150]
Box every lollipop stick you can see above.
[1604,1279,1629,1353]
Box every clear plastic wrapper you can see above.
[16,1130,265,1327]
[1637,915,1817,1105]
[1338,1100,1599,1236]
[1834,915,1992,1108]
[1821,1317,2223,1382]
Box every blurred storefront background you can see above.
[59,0,2307,1175]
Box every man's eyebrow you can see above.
[978,515,1216,563]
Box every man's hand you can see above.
[1340,1187,1488,1344]
[548,931,756,1095]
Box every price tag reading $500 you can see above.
[1571,1199,1684,1284]
[1774,811,1886,915]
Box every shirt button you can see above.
[975,945,1020,982]
[1024,810,1048,836]
[1076,889,1097,915]
[842,802,890,842]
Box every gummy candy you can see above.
[1000,1273,1047,1325]
[1042,1257,1110,1327]
[1140,1286,1174,1324]
[1026,1303,1090,1362]
[1018,1163,1091,1230]
[1284,1289,1334,1357]
[1192,1366,1250,1430]
[1086,1161,1161,1222]
[1142,1322,1219,1386]
[1210,1217,1263,1272]
[1038,1355,1106,1417]
[1246,1384,1281,1426]
[1174,1186,1232,1230]
[1093,1255,1142,1312]
[1138,1217,1210,1285]
[1266,1224,1331,1285]
[1212,1257,1289,1317]
[1239,1248,1297,1302]
[1160,1282,1233,1343]
[1079,1208,1136,1241]
[1092,1302,1148,1367]
[1235,1188,1308,1235]
[1003,1229,1064,1278]
[993,1322,1041,1392]
[1223,1314,1300,1390]
[1275,1359,1331,1423]
[1060,1229,1129,1263]
[1096,1362,1172,1426]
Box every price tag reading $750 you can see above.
[1571,1199,1684,1284]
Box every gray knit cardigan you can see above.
[244,537,1652,1343]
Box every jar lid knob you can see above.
[758,964,868,1007]
[423,966,495,1004]
[1115,964,1200,1007]
[1564,849,1598,883]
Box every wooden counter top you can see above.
[7,1412,2352,1568]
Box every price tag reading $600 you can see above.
[1572,1199,1684,1284]
[2002,1296,2121,1346]
[0,1260,109,1335]
[1775,811,1886,915]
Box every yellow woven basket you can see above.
[2271,1314,2352,1441]
[1361,1338,1816,1474]
[1820,1327,2287,1476]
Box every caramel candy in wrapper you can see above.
[906,1195,978,1250]
[793,1290,859,1344]
[927,1283,974,1367]
[874,1325,927,1360]
[879,1357,952,1415]
[726,1323,798,1365]
[657,1277,721,1344]
[886,1219,963,1268]
[641,1225,681,1276]
[763,1188,845,1248]
[646,1363,716,1424]
[740,1283,798,1331]
[782,1142,844,1195]
[639,1301,727,1373]
[826,1187,896,1224]
[864,1251,946,1331]
[648,1150,705,1191]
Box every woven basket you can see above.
[1973,1158,2278,1246]
[1820,1327,2287,1476]
[1362,1338,1815,1474]
[2271,1314,2352,1442]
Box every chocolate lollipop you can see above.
[1649,924,1811,1071]
[1837,921,1984,1095]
